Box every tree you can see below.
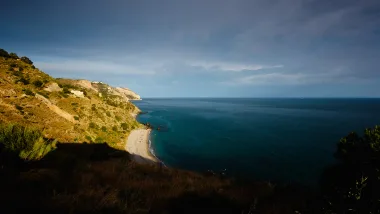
[20,56,33,65]
[9,52,19,59]
[321,126,380,213]
[0,49,9,57]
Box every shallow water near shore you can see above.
[132,98,380,185]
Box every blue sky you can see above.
[1,0,380,97]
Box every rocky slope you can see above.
[0,49,142,149]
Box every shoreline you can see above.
[125,128,158,164]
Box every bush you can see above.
[74,116,79,121]
[115,115,121,121]
[15,105,23,111]
[112,126,118,132]
[19,67,24,72]
[0,123,42,154]
[23,89,35,96]
[101,126,107,132]
[63,87,70,94]
[12,70,23,77]
[31,65,35,69]
[9,52,19,59]
[121,123,129,131]
[0,125,37,152]
[89,122,98,129]
[321,126,380,213]
[33,80,44,88]
[10,63,16,68]
[85,135,92,142]
[106,111,111,117]
[17,77,30,85]
[20,56,33,65]
[95,137,103,143]
[0,48,9,57]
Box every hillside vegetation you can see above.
[0,48,141,150]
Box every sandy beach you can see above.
[125,129,158,164]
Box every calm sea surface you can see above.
[132,98,380,185]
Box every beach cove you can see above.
[125,129,158,164]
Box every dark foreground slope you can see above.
[0,140,317,214]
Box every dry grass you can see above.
[0,142,316,214]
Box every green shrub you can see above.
[112,126,118,132]
[85,135,92,142]
[91,106,96,111]
[115,115,121,121]
[106,111,111,117]
[63,87,70,94]
[23,89,35,96]
[17,77,30,85]
[60,92,69,98]
[12,70,22,77]
[0,123,59,161]
[321,125,380,213]
[95,137,103,143]
[74,116,79,121]
[31,65,35,69]
[15,105,23,111]
[0,48,9,57]
[121,123,129,131]
[9,52,19,59]
[20,56,33,65]
[101,126,107,132]
[10,63,16,68]
[89,122,98,129]
[0,123,41,154]
[19,67,24,72]
[33,80,43,88]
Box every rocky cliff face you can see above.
[115,87,141,100]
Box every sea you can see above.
[132,98,380,185]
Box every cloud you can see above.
[222,68,371,86]
[188,61,283,72]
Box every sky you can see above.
[1,0,380,98]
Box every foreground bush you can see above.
[321,126,380,213]
[0,123,56,160]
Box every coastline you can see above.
[125,128,158,164]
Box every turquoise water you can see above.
[132,98,380,185]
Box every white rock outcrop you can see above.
[44,83,62,92]
[70,90,85,98]
[115,87,141,100]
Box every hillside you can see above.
[0,49,141,150]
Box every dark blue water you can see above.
[132,98,380,185]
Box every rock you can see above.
[70,90,84,98]
[44,83,62,92]
[115,87,141,100]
